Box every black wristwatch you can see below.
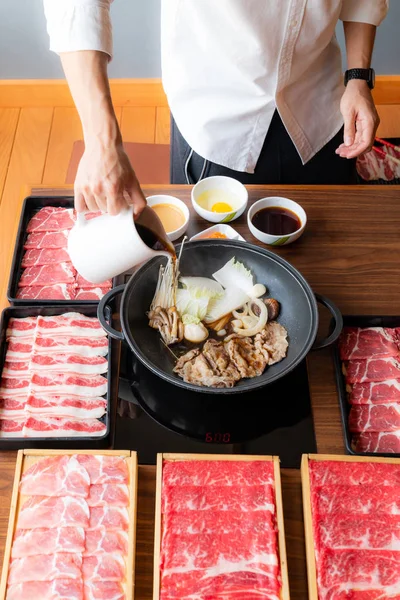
[344,68,375,90]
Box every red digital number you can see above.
[205,432,231,443]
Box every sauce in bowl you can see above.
[151,203,186,233]
[251,206,301,235]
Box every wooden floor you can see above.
[0,104,170,208]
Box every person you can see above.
[43,1,388,215]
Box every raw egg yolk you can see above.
[211,202,233,213]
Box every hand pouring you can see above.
[68,205,174,284]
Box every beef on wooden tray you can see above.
[334,318,400,456]
[302,454,400,600]
[153,454,290,600]
[0,450,138,600]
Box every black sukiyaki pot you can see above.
[98,240,342,395]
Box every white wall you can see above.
[0,0,398,79]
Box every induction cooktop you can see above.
[113,342,316,468]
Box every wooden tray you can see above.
[301,453,400,599]
[0,449,138,600]
[153,453,290,600]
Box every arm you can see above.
[61,51,146,215]
[336,23,379,158]
[43,0,145,215]
[336,0,389,159]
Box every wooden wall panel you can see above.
[0,108,19,200]
[120,107,156,142]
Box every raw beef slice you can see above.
[312,485,400,516]
[309,460,400,487]
[11,527,85,558]
[162,459,274,487]
[34,334,108,357]
[30,373,108,397]
[18,263,76,287]
[75,455,129,485]
[344,357,400,384]
[18,496,90,529]
[26,394,107,420]
[21,247,70,268]
[354,430,400,454]
[8,552,82,584]
[24,230,69,250]
[23,416,107,438]
[317,515,400,551]
[338,327,400,360]
[75,275,112,289]
[16,284,76,300]
[348,380,400,404]
[7,579,83,600]
[36,313,106,338]
[29,353,108,375]
[6,317,37,339]
[349,403,400,432]
[75,288,108,300]
[26,207,75,233]
[162,484,276,513]
[20,455,90,498]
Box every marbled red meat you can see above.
[30,353,108,375]
[162,459,274,486]
[82,554,125,581]
[84,528,128,555]
[16,284,76,300]
[75,275,112,289]
[8,552,82,584]
[319,549,400,589]
[339,327,400,360]
[18,263,76,287]
[74,288,108,301]
[309,460,400,487]
[34,334,108,357]
[36,313,106,338]
[20,455,90,498]
[30,373,107,396]
[6,316,37,338]
[87,484,129,507]
[349,404,400,432]
[24,230,69,249]
[26,207,75,232]
[18,496,90,529]
[12,527,85,558]
[23,416,107,438]
[0,417,25,438]
[26,394,107,419]
[313,485,400,516]
[355,430,400,454]
[344,357,400,384]
[317,515,400,551]
[7,579,83,600]
[348,380,400,405]
[160,460,281,599]
[76,455,129,485]
[21,247,70,268]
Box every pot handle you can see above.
[311,293,343,351]
[97,285,126,341]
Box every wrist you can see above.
[345,79,370,93]
[83,104,121,148]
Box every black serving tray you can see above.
[0,304,119,449]
[7,196,115,305]
[333,315,400,458]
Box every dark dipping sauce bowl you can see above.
[248,197,307,246]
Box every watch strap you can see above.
[344,68,375,89]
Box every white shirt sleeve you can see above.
[340,0,389,26]
[43,0,113,58]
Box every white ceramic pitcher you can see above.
[68,205,174,284]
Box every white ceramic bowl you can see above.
[146,195,190,242]
[190,224,245,242]
[191,176,248,223]
[247,197,307,246]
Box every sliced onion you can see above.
[232,305,249,319]
[232,298,268,336]
[241,315,258,329]
[231,319,243,329]
[249,283,267,298]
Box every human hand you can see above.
[75,140,147,217]
[336,80,380,159]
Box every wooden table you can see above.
[1,183,399,598]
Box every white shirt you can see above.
[43,0,388,172]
